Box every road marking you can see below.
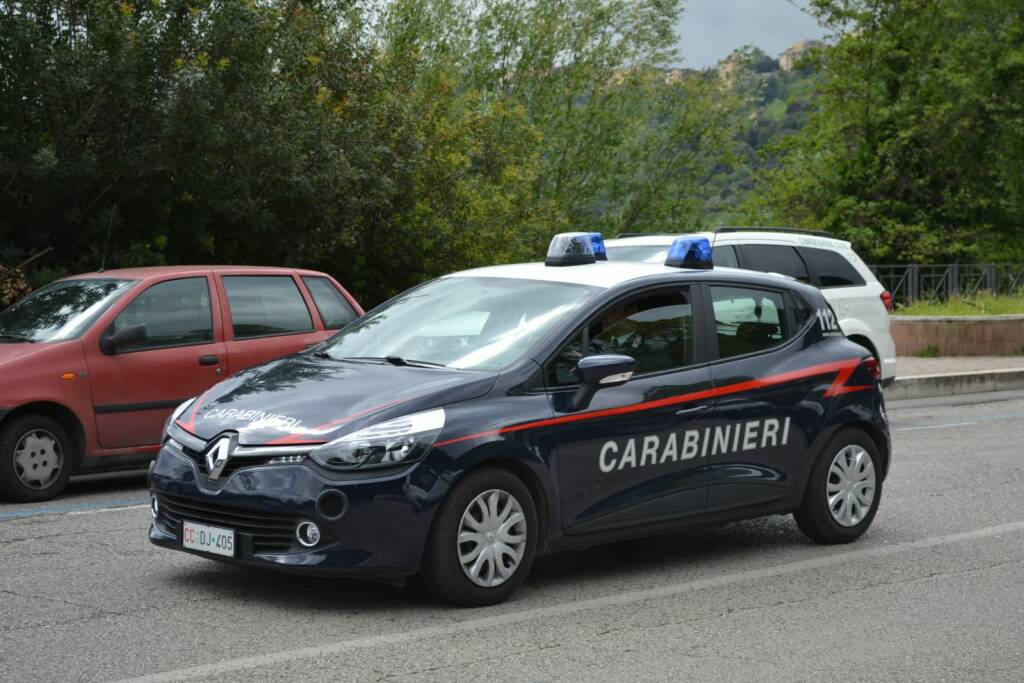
[116,519,1024,683]
[894,420,977,432]
[0,499,149,521]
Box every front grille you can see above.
[177,442,273,478]
[158,492,298,554]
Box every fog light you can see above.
[151,496,159,519]
[296,521,321,548]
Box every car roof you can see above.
[62,265,330,281]
[447,261,803,291]
[605,230,853,250]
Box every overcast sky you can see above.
[675,0,829,68]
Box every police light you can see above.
[545,232,596,267]
[589,232,607,261]
[665,236,713,269]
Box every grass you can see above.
[894,293,1024,316]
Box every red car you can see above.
[0,266,363,502]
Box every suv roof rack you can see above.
[714,226,833,238]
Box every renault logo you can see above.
[204,434,237,480]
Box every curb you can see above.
[887,368,1024,401]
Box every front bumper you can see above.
[148,442,443,577]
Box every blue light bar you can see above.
[545,232,597,267]
[665,236,713,269]
[589,232,607,261]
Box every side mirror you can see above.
[100,323,147,355]
[570,354,635,411]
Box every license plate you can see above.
[181,520,235,557]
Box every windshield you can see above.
[606,245,669,263]
[321,276,599,371]
[0,278,136,343]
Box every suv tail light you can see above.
[863,356,881,381]
[879,290,893,312]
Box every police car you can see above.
[149,233,889,606]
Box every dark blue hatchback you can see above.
[149,234,890,605]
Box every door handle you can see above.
[198,355,219,366]
[675,404,709,418]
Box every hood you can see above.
[177,354,498,445]
[0,342,59,367]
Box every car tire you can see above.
[420,467,538,606]
[0,415,74,502]
[794,427,882,544]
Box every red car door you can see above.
[215,272,330,375]
[85,274,228,449]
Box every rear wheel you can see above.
[0,415,73,502]
[794,428,882,544]
[420,468,538,606]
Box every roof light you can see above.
[589,233,607,261]
[665,236,713,269]
[545,233,597,267]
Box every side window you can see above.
[302,277,357,329]
[549,290,694,386]
[740,245,809,282]
[113,277,213,352]
[223,276,314,339]
[711,286,791,359]
[712,245,739,268]
[798,247,866,287]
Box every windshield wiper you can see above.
[0,334,33,343]
[384,355,447,368]
[334,355,447,368]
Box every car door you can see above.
[541,285,714,535]
[87,275,227,449]
[704,283,824,512]
[217,273,329,374]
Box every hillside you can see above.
[701,42,822,225]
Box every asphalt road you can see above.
[3,390,1024,682]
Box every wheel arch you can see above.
[0,402,86,473]
[463,455,553,553]
[846,333,879,361]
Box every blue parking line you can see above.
[0,498,149,521]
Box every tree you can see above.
[749,0,1024,263]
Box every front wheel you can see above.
[420,468,538,606]
[794,428,882,544]
[0,415,74,502]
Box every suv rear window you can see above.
[223,276,314,339]
[302,277,357,329]
[798,247,865,288]
[738,245,809,282]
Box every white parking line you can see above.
[115,519,1024,683]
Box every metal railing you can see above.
[869,264,1024,304]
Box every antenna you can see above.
[99,206,115,272]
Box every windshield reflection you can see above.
[0,278,135,343]
[322,276,599,371]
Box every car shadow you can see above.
[161,515,811,611]
[66,469,149,496]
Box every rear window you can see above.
[739,245,810,282]
[223,276,314,339]
[302,277,357,329]
[799,247,865,288]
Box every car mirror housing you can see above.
[570,353,635,411]
[100,323,147,355]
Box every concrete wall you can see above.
[891,315,1024,356]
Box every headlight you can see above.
[164,398,196,438]
[309,408,446,470]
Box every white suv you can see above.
[604,228,896,383]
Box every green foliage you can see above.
[749,0,1024,264]
[0,0,732,305]
[895,293,1024,316]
